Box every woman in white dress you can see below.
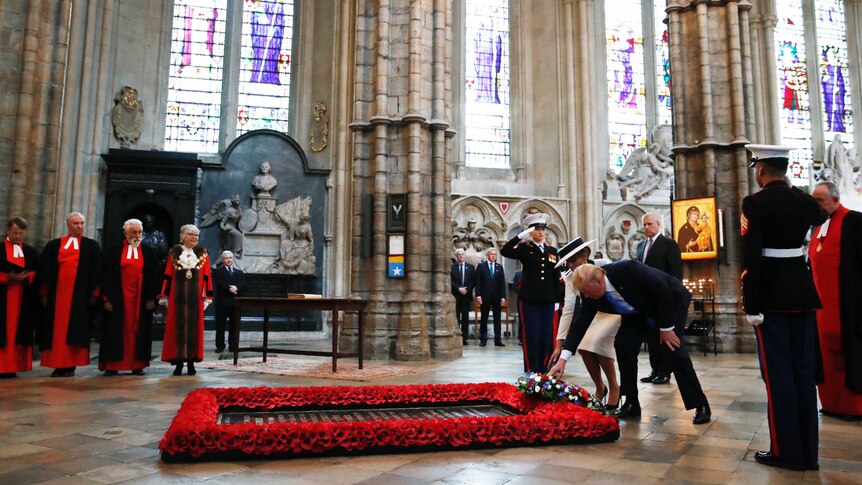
[550,238,621,410]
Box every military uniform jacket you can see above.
[741,180,827,314]
[500,236,561,303]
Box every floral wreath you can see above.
[516,372,603,410]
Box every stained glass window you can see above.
[464,0,510,169]
[166,0,296,153]
[775,0,813,184]
[654,3,672,125]
[606,0,647,174]
[165,0,227,153]
[815,0,854,171]
[237,0,295,136]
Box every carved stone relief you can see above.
[111,86,143,148]
[606,124,674,203]
[815,133,860,196]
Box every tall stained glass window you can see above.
[464,0,510,169]
[606,0,647,174]
[775,0,813,183]
[654,3,672,125]
[166,0,296,153]
[165,0,227,153]
[237,0,295,136]
[815,0,854,164]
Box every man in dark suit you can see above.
[450,248,476,345]
[475,247,507,347]
[213,250,245,353]
[500,213,562,373]
[742,145,827,471]
[636,212,683,385]
[549,260,711,425]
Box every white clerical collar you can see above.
[126,242,140,259]
[7,238,24,258]
[63,236,79,250]
[817,218,831,239]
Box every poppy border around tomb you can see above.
[159,383,620,462]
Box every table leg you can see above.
[331,308,339,373]
[232,305,240,365]
[358,310,364,370]
[263,308,269,363]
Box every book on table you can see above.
[287,293,323,299]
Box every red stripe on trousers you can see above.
[755,324,779,455]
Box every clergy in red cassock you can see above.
[159,224,212,376]
[0,217,39,378]
[99,219,160,375]
[40,212,101,377]
[809,181,862,419]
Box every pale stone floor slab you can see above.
[1,337,861,484]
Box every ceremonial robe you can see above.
[0,239,39,372]
[40,236,101,368]
[809,204,862,415]
[99,242,159,370]
[160,245,212,363]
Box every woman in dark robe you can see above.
[158,224,213,376]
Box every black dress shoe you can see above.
[479,341,487,347]
[173,363,183,376]
[50,369,63,377]
[640,371,658,383]
[652,373,671,385]
[131,369,145,376]
[462,340,469,346]
[494,341,505,347]
[103,370,118,376]
[0,372,17,378]
[609,402,641,420]
[187,362,196,375]
[693,404,712,425]
[753,451,809,471]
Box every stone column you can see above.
[666,0,756,351]
[350,0,455,360]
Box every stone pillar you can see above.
[350,0,455,360]
[1,0,71,245]
[666,0,756,351]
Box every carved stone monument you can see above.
[111,86,144,148]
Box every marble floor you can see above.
[1,338,861,485]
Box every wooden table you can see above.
[231,297,368,372]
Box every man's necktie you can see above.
[461,264,465,285]
[605,291,638,315]
[642,238,653,262]
[489,262,494,278]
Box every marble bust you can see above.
[252,162,278,196]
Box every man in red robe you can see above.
[809,181,862,420]
[40,212,101,377]
[99,219,159,375]
[0,217,39,378]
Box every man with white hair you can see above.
[98,219,160,375]
[213,250,245,353]
[39,212,102,377]
[451,248,476,345]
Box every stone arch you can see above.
[505,199,568,247]
[601,204,647,261]
[451,196,506,265]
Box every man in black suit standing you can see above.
[475,248,507,347]
[549,260,711,425]
[451,248,476,345]
[636,213,683,385]
[213,250,245,353]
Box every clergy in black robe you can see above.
[99,219,160,375]
[0,217,39,377]
[40,212,101,377]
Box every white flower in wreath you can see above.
[178,248,200,270]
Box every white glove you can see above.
[203,300,212,311]
[518,227,534,241]
[158,297,168,307]
[746,313,764,326]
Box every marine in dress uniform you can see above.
[40,212,101,377]
[0,217,39,378]
[742,145,827,471]
[500,213,562,373]
[99,219,159,375]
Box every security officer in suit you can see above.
[549,260,712,425]
[451,248,476,345]
[742,145,827,471]
[636,213,683,385]
[475,247,507,347]
[500,213,562,373]
[213,250,245,353]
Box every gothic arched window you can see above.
[606,0,672,174]
[775,0,854,186]
[165,0,296,153]
[464,0,511,169]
